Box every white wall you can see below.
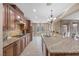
[0,4,3,56]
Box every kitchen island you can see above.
[42,34,79,56]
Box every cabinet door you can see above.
[27,34,29,44]
[15,40,21,56]
[42,42,46,56]
[20,37,26,52]
[20,38,23,52]
[25,35,27,46]
[3,4,8,31]
[3,43,15,56]
[9,9,15,30]
[26,20,31,32]
[22,37,26,50]
[24,37,26,48]
[27,33,31,44]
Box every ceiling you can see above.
[15,3,75,23]
[63,11,79,20]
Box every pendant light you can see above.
[49,9,53,23]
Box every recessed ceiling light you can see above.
[33,9,36,12]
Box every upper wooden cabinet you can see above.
[3,3,24,31]
[3,4,9,31]
[9,9,15,30]
[26,20,31,32]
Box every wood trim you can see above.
[3,3,26,22]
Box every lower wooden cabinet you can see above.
[3,34,32,56]
[20,37,26,52]
[3,43,15,56]
[24,37,26,49]
[15,40,21,56]
[27,33,32,44]
[20,38,23,52]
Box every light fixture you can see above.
[48,9,53,23]
[53,17,56,21]
[50,9,53,20]
[17,16,20,19]
[33,9,37,12]
[73,24,77,27]
[54,17,56,20]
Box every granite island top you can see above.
[42,34,79,53]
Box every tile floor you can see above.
[20,36,43,56]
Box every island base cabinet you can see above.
[42,40,48,56]
[42,42,46,56]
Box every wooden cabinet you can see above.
[24,37,26,49]
[3,43,15,56]
[25,35,28,46]
[3,34,32,56]
[42,41,46,56]
[14,40,21,56]
[26,20,31,32]
[21,37,26,51]
[20,38,23,52]
[3,4,16,31]
[27,33,31,44]
[9,9,15,30]
[3,4,8,31]
[19,36,26,53]
[3,3,32,56]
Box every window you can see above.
[37,24,44,32]
[62,25,68,37]
[72,24,78,35]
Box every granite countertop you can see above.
[3,35,26,47]
[42,34,79,53]
[42,34,64,49]
[3,37,20,47]
[49,39,79,53]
